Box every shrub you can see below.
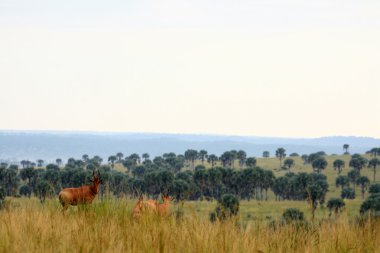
[210,194,239,222]
[282,208,304,222]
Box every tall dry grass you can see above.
[0,198,379,253]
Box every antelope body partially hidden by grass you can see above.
[132,194,173,219]
[59,170,102,214]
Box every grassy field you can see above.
[1,154,379,252]
[1,197,379,253]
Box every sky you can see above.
[0,0,379,138]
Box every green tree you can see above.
[19,185,32,198]
[349,155,367,173]
[142,153,150,162]
[37,159,44,167]
[236,150,247,168]
[343,144,350,155]
[368,158,380,182]
[369,147,379,157]
[170,179,190,201]
[347,169,360,191]
[82,154,89,163]
[289,153,299,157]
[210,194,240,222]
[327,198,345,217]
[307,173,329,220]
[262,151,270,158]
[184,149,198,170]
[333,159,345,174]
[275,148,286,167]
[369,184,380,194]
[108,155,117,168]
[245,157,257,168]
[335,175,350,191]
[20,167,36,186]
[312,157,328,173]
[207,154,218,168]
[56,158,62,166]
[283,158,295,170]
[116,152,124,163]
[198,150,208,164]
[35,180,54,203]
[360,193,380,215]
[341,187,355,199]
[356,176,370,199]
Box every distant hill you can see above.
[0,131,379,163]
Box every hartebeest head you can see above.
[89,170,102,194]
[157,193,173,216]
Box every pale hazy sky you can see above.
[0,0,379,138]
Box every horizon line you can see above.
[0,129,378,140]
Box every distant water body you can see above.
[0,131,379,162]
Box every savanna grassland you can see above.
[0,197,379,253]
[1,154,380,252]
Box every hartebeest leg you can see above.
[62,204,69,215]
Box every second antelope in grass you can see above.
[132,194,173,219]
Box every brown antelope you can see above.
[156,194,173,216]
[132,194,173,219]
[58,170,102,214]
[132,195,157,219]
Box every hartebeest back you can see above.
[58,170,102,214]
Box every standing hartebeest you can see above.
[58,170,102,214]
[132,194,173,219]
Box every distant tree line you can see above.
[0,146,379,207]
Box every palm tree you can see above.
[370,148,379,157]
[198,150,208,164]
[142,153,150,162]
[56,158,62,167]
[336,175,349,190]
[37,159,44,167]
[356,176,370,199]
[327,198,345,217]
[116,152,124,163]
[283,158,295,170]
[368,158,380,182]
[347,169,360,191]
[184,149,198,170]
[275,148,286,167]
[108,155,117,168]
[343,144,349,154]
[82,154,89,163]
[207,154,218,168]
[312,157,328,173]
[333,159,345,174]
[349,155,367,173]
[245,157,257,168]
[236,150,247,168]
